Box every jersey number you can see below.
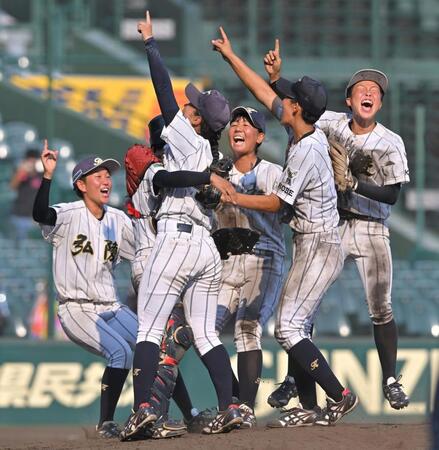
[71,234,94,256]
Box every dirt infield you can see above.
[0,423,430,450]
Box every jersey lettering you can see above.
[104,240,118,262]
[71,234,94,256]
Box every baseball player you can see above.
[214,105,286,427]
[125,116,226,439]
[265,40,410,411]
[119,12,242,440]
[212,27,358,427]
[32,140,137,439]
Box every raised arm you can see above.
[212,27,278,114]
[138,11,179,125]
[32,139,58,225]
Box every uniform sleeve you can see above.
[380,138,410,186]
[274,147,315,206]
[119,215,135,262]
[160,110,212,171]
[145,162,165,197]
[316,110,350,136]
[40,202,73,245]
[264,163,283,195]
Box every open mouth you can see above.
[361,99,373,112]
[233,134,245,144]
[100,187,110,196]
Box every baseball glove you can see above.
[350,151,374,177]
[195,157,234,210]
[125,144,160,197]
[212,227,260,260]
[328,139,356,193]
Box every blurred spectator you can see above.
[9,148,41,239]
[434,377,439,450]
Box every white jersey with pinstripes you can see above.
[215,159,286,256]
[41,201,135,303]
[274,127,339,233]
[317,110,410,222]
[131,163,163,256]
[157,110,214,230]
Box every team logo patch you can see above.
[133,368,141,377]
[285,167,298,185]
[94,157,103,166]
[101,384,109,392]
[310,359,319,371]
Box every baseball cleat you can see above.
[202,404,243,434]
[151,417,187,439]
[267,375,298,408]
[184,408,216,433]
[383,375,410,410]
[267,404,329,428]
[119,402,157,441]
[239,403,257,428]
[325,389,358,424]
[96,421,121,438]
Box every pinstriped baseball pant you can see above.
[275,229,343,351]
[137,224,223,356]
[57,302,137,369]
[216,250,285,353]
[339,218,393,325]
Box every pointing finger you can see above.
[275,38,280,53]
[219,26,228,41]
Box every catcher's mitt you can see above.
[125,144,160,197]
[212,227,260,260]
[328,139,356,193]
[195,157,234,210]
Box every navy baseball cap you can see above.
[230,106,266,133]
[275,76,327,118]
[148,115,166,149]
[345,69,388,97]
[72,156,120,185]
[185,83,231,132]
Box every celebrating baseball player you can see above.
[119,12,242,440]
[213,105,286,427]
[123,115,228,439]
[32,140,137,439]
[212,27,359,427]
[265,40,410,411]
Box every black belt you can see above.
[339,210,384,224]
[177,223,193,233]
[59,299,113,305]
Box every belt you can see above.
[58,299,113,305]
[339,210,384,224]
[158,221,194,234]
[176,223,193,233]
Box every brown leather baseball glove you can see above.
[328,139,356,192]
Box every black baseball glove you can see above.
[195,157,234,210]
[212,227,260,260]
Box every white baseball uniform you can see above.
[137,110,222,356]
[130,162,163,289]
[271,103,344,350]
[317,110,410,324]
[215,159,286,352]
[41,201,137,369]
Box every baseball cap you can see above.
[230,106,266,133]
[148,114,166,150]
[275,76,327,118]
[345,69,388,97]
[185,83,231,132]
[72,155,120,185]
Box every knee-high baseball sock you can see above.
[201,345,233,411]
[373,319,398,383]
[289,356,317,410]
[133,341,160,410]
[237,350,262,409]
[287,324,314,378]
[232,370,240,400]
[99,367,129,426]
[288,339,344,402]
[172,370,194,422]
